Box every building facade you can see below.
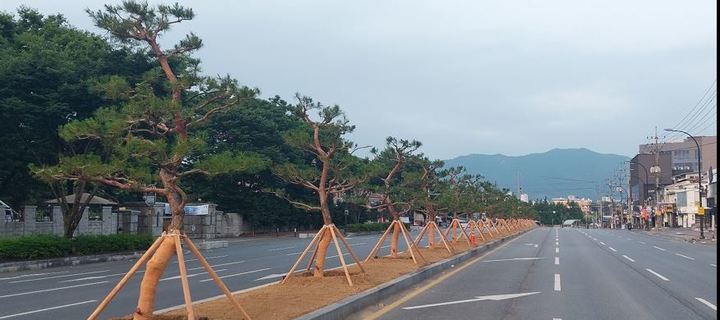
[551,195,593,216]
[629,153,673,209]
[639,136,717,177]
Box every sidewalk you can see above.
[634,227,716,245]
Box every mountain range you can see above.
[443,148,630,201]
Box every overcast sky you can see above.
[2,0,717,160]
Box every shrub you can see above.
[347,222,391,233]
[0,234,154,261]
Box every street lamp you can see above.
[664,128,704,239]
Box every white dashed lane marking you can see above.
[695,297,717,311]
[653,246,666,252]
[646,268,669,281]
[674,253,695,260]
[554,274,561,291]
[622,255,636,262]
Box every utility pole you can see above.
[648,127,664,230]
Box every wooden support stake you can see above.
[284,225,326,284]
[305,229,323,272]
[329,225,353,286]
[174,234,195,320]
[333,225,365,273]
[365,221,394,262]
[435,222,454,254]
[400,222,426,263]
[478,222,487,242]
[412,223,429,247]
[183,235,252,320]
[87,235,166,320]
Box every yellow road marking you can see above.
[363,228,535,319]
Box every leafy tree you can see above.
[33,2,265,318]
[362,137,421,257]
[183,96,312,232]
[0,7,153,208]
[406,156,447,247]
[273,94,367,277]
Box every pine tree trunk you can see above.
[134,236,176,320]
[313,170,333,277]
[428,223,436,247]
[390,221,401,257]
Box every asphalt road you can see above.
[0,230,419,320]
[365,227,717,320]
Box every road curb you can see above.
[294,230,528,320]
[0,251,145,273]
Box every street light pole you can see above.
[665,128,704,239]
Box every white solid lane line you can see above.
[653,246,666,251]
[622,255,636,262]
[9,269,110,284]
[200,268,272,282]
[646,268,669,281]
[555,257,559,265]
[187,260,245,271]
[0,281,109,299]
[182,255,229,262]
[599,241,606,245]
[0,271,69,281]
[160,269,227,282]
[674,253,695,260]
[0,300,97,319]
[268,246,295,252]
[58,271,135,283]
[608,247,617,252]
[695,298,717,311]
[554,274,561,291]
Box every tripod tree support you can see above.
[365,220,426,264]
[466,220,487,244]
[87,232,251,320]
[413,221,454,254]
[282,224,365,286]
[444,218,472,246]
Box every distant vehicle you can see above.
[459,219,468,229]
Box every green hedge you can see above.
[347,222,392,233]
[0,234,154,261]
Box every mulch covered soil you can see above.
[124,236,508,320]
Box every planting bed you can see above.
[112,237,501,319]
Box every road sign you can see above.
[697,206,705,216]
